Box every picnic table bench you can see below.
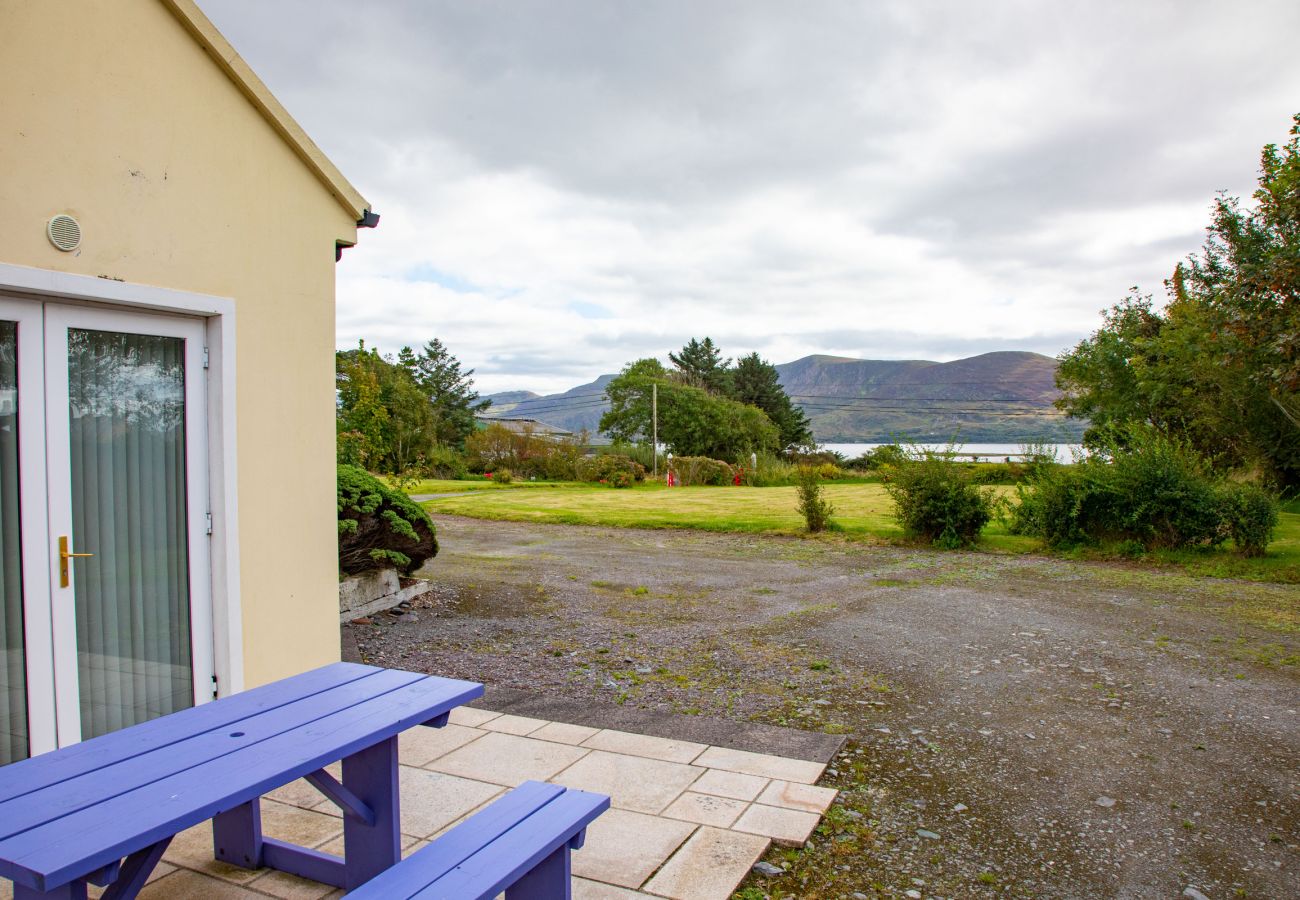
[0,662,608,899]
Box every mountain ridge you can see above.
[483,351,1084,443]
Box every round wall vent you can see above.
[47,215,82,252]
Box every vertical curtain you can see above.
[0,321,27,765]
[68,329,193,740]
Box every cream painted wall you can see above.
[0,1,361,687]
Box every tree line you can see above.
[336,338,488,474]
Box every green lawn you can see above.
[422,481,1300,582]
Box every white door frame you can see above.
[44,304,214,746]
[0,263,242,755]
[0,296,56,756]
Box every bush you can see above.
[602,442,658,471]
[424,445,469,480]
[849,444,908,471]
[579,454,646,485]
[337,465,438,575]
[966,462,1021,485]
[1011,430,1273,554]
[1104,434,1220,548]
[1009,464,1111,548]
[1216,482,1279,557]
[493,467,514,484]
[670,456,734,486]
[796,465,835,533]
[885,451,994,548]
[465,422,586,480]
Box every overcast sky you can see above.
[203,1,1300,395]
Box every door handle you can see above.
[58,535,93,588]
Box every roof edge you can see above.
[160,0,372,223]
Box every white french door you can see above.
[0,296,213,763]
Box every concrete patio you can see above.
[1,705,839,900]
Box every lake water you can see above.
[819,442,1083,462]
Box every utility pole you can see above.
[652,382,658,478]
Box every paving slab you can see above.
[479,687,844,762]
[571,808,696,889]
[642,826,770,900]
[732,803,822,845]
[427,729,589,786]
[755,778,839,814]
[661,791,749,828]
[693,745,826,783]
[553,749,704,814]
[580,728,708,764]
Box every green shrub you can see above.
[1104,434,1220,548]
[466,422,586,479]
[602,442,658,471]
[493,467,514,484]
[337,465,437,575]
[424,445,469,480]
[1009,464,1111,548]
[885,451,994,548]
[1011,430,1273,553]
[670,456,734,486]
[607,470,636,488]
[579,454,646,485]
[796,465,835,533]
[850,444,908,471]
[966,462,1020,485]
[1216,482,1279,557]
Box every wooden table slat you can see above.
[0,668,424,841]
[0,663,376,802]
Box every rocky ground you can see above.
[350,516,1299,899]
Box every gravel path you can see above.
[352,516,1299,899]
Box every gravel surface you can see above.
[351,516,1299,899]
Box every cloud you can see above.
[200,0,1300,395]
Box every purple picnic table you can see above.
[0,662,483,899]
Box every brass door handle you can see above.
[58,535,93,588]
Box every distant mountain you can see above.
[481,390,539,415]
[776,351,1082,442]
[481,374,616,436]
[482,351,1084,444]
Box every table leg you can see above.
[212,798,264,869]
[505,845,571,899]
[341,735,400,891]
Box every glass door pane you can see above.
[67,328,193,739]
[0,321,27,764]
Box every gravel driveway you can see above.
[351,516,1298,899]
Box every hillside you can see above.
[481,390,540,415]
[484,375,615,436]
[775,351,1083,442]
[481,351,1084,443]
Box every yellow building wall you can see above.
[0,1,359,686]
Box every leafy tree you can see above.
[1057,113,1300,487]
[669,337,731,394]
[402,338,491,449]
[599,357,779,458]
[335,342,391,468]
[598,358,667,444]
[730,352,813,449]
[658,384,779,458]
